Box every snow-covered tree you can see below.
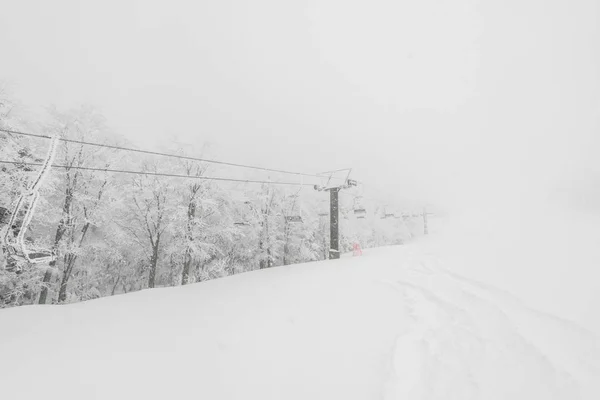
[121,161,177,289]
[36,106,117,304]
[0,93,425,308]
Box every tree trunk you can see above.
[181,201,196,285]
[57,220,91,303]
[283,220,291,266]
[258,237,266,269]
[57,268,70,303]
[57,253,77,303]
[182,248,192,285]
[38,267,54,304]
[39,185,75,304]
[263,213,272,269]
[148,238,160,288]
[282,195,297,266]
[111,275,121,296]
[266,247,272,268]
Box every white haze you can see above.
[1,0,600,328]
[1,0,597,209]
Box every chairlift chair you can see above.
[233,198,261,227]
[317,198,329,217]
[285,215,303,223]
[354,208,366,218]
[353,196,367,219]
[284,188,305,224]
[2,134,61,269]
[379,205,394,219]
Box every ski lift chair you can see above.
[285,215,303,223]
[318,199,329,217]
[353,195,367,219]
[3,189,57,268]
[354,208,366,219]
[380,206,394,219]
[1,134,60,269]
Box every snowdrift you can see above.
[1,244,599,399]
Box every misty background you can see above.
[1,1,599,330]
[2,0,598,207]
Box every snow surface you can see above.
[1,236,600,399]
[429,203,600,335]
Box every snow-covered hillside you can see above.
[1,242,598,399]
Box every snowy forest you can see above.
[0,88,424,307]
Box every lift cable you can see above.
[0,160,316,186]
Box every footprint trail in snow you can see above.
[380,253,600,400]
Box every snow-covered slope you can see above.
[1,244,599,399]
[429,204,600,335]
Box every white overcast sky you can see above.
[1,0,598,210]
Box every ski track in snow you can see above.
[427,256,600,380]
[379,251,600,400]
[381,278,481,400]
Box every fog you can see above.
[1,0,598,214]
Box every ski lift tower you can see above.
[314,169,357,259]
[422,204,435,235]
